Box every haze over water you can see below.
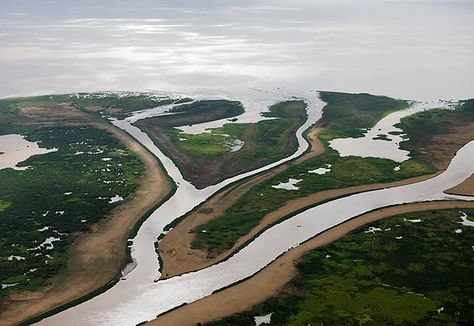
[0,0,473,100]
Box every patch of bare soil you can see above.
[445,173,474,196]
[20,104,86,120]
[149,200,474,326]
[0,107,172,325]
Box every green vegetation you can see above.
[170,101,306,161]
[318,91,408,139]
[168,124,248,158]
[0,94,74,134]
[137,100,307,188]
[0,200,11,212]
[207,209,474,325]
[193,92,433,251]
[141,99,245,128]
[193,151,432,251]
[71,92,178,119]
[372,134,391,141]
[0,126,143,297]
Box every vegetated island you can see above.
[134,100,308,188]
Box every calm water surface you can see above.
[0,134,57,170]
[329,99,458,161]
[0,0,473,100]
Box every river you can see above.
[37,93,474,325]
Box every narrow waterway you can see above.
[37,94,474,325]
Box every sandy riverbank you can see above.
[150,200,474,326]
[446,173,474,196]
[0,112,172,325]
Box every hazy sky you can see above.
[0,0,473,100]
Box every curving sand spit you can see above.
[150,200,474,326]
[445,173,474,196]
[0,120,172,326]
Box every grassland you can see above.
[317,91,408,138]
[206,208,474,325]
[136,100,307,188]
[191,92,435,252]
[0,126,143,299]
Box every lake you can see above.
[0,0,473,101]
[0,134,57,170]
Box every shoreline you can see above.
[445,173,474,196]
[150,200,474,326]
[32,96,326,325]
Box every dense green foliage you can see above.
[207,209,474,325]
[0,126,143,297]
[193,92,432,251]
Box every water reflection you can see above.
[0,134,57,170]
[0,0,473,100]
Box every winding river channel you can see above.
[38,94,474,325]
